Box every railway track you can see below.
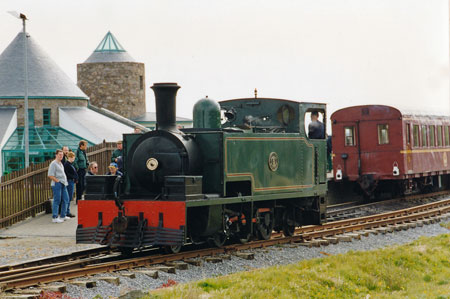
[0,247,112,273]
[2,193,450,294]
[326,190,450,221]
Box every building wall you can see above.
[0,98,87,126]
[77,62,146,119]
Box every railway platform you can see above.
[0,200,78,238]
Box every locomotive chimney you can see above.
[151,82,181,131]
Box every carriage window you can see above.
[344,126,355,146]
[437,126,443,146]
[377,124,389,145]
[406,124,410,145]
[430,125,435,147]
[421,125,428,147]
[413,125,419,147]
[446,126,450,146]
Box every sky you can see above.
[0,0,448,123]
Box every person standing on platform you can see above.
[74,140,89,203]
[58,145,70,215]
[61,145,69,164]
[48,149,70,223]
[111,141,123,172]
[64,151,78,218]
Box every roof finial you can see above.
[254,88,258,99]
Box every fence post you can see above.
[24,167,29,221]
[31,166,36,218]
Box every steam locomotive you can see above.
[76,83,327,253]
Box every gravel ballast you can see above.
[0,222,449,298]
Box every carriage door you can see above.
[340,122,360,179]
[405,123,414,171]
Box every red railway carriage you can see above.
[331,105,450,197]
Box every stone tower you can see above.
[77,31,145,119]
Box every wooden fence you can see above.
[0,141,117,229]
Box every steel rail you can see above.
[310,197,450,234]
[301,206,450,241]
[0,246,111,273]
[326,190,450,217]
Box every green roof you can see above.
[94,31,126,53]
[2,127,94,174]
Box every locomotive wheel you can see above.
[164,245,182,254]
[256,210,274,240]
[209,232,227,247]
[282,209,296,237]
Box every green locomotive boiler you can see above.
[77,83,327,252]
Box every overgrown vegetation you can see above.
[145,232,450,298]
[440,221,450,230]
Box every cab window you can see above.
[344,126,355,146]
[377,124,389,145]
[413,125,419,147]
[305,111,325,139]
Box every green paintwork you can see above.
[223,133,315,195]
[191,132,327,199]
[193,98,221,129]
[310,139,328,184]
[123,132,143,194]
[185,185,327,207]
[192,132,223,193]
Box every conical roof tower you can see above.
[0,32,88,99]
[77,31,146,119]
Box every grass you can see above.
[143,227,450,299]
